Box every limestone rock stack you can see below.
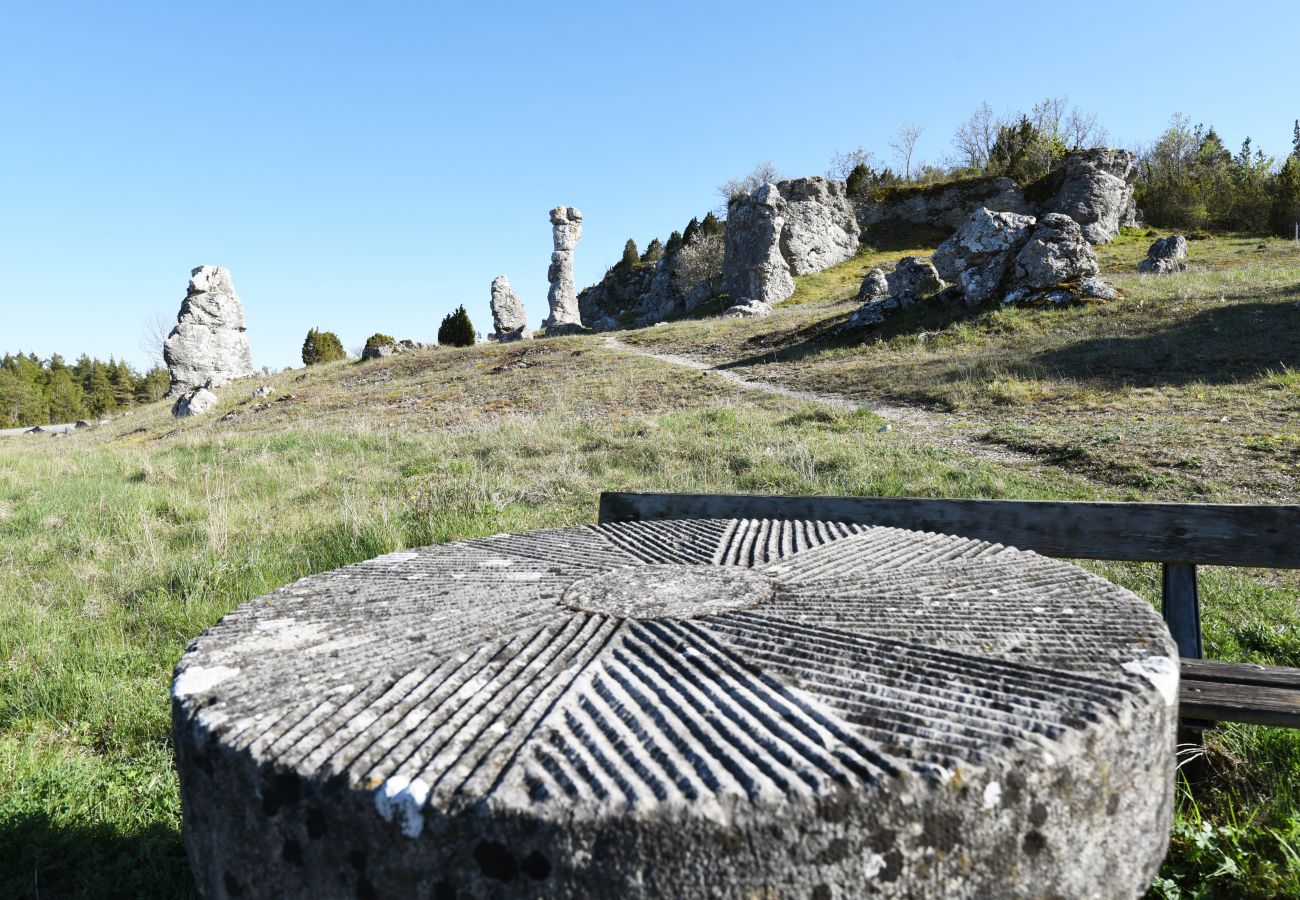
[545,207,585,336]
[489,275,531,342]
[163,265,254,398]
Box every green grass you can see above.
[3,246,1299,896]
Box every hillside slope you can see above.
[3,244,1299,896]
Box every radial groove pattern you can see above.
[174,520,1178,899]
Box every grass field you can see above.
[2,231,1299,897]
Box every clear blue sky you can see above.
[2,0,1297,370]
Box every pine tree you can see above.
[1292,119,1300,158]
[302,328,346,365]
[700,212,725,238]
[437,306,475,347]
[84,363,116,416]
[682,217,701,244]
[619,239,639,271]
[664,230,683,256]
[641,238,663,264]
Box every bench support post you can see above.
[1161,563,1203,659]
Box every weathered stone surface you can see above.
[856,175,1033,231]
[723,177,858,308]
[1012,213,1099,290]
[490,275,532,342]
[171,387,218,418]
[1042,148,1138,244]
[163,266,254,398]
[174,521,1177,899]
[545,207,585,336]
[579,234,725,332]
[252,385,272,398]
[933,208,1037,305]
[886,256,946,303]
[856,267,890,303]
[361,340,434,361]
[722,297,774,318]
[1138,235,1190,274]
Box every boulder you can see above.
[886,256,946,303]
[1011,213,1099,291]
[1041,149,1138,244]
[489,275,532,342]
[722,298,774,318]
[1137,235,1189,274]
[545,207,586,336]
[361,340,434,361]
[933,208,1037,306]
[163,265,254,398]
[856,267,890,302]
[252,385,273,398]
[172,388,218,418]
[723,177,858,307]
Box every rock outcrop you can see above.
[723,298,774,318]
[545,207,585,336]
[843,258,947,329]
[1137,235,1189,274]
[163,265,254,398]
[1037,149,1138,243]
[489,276,531,342]
[172,387,218,418]
[579,234,725,332]
[723,177,858,308]
[929,207,1118,312]
[360,339,434,361]
[856,176,1033,232]
[933,208,1038,305]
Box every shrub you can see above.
[438,306,475,347]
[363,333,396,355]
[302,328,346,365]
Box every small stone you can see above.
[253,385,273,398]
[878,424,892,432]
[171,388,218,418]
[1137,235,1189,274]
[886,257,945,304]
[722,297,774,318]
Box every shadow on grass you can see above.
[1032,299,1300,387]
[0,813,195,899]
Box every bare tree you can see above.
[1031,96,1069,141]
[952,102,1000,170]
[887,122,925,181]
[140,312,174,369]
[826,146,879,180]
[1064,108,1108,149]
[716,160,781,212]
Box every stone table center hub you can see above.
[173,520,1178,899]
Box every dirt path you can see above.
[603,335,1038,467]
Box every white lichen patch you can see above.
[1122,655,1179,706]
[983,781,1002,809]
[378,550,420,564]
[173,665,240,698]
[374,775,431,838]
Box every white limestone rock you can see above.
[490,275,531,342]
[933,208,1037,306]
[1137,235,1189,274]
[163,266,254,398]
[172,387,218,418]
[545,207,585,336]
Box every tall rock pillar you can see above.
[545,206,585,336]
[163,265,254,398]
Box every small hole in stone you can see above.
[260,769,300,816]
[306,807,327,839]
[474,841,519,882]
[432,880,456,900]
[349,849,367,872]
[223,871,244,896]
[281,838,303,867]
[522,851,551,881]
[356,876,377,900]
[1023,830,1047,856]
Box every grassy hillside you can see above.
[3,235,1299,896]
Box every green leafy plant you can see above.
[301,328,346,365]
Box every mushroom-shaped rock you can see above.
[174,520,1178,898]
[545,207,585,336]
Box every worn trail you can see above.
[603,335,1038,467]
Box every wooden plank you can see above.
[1179,679,1300,727]
[599,493,1300,569]
[1181,658,1300,689]
[1162,563,1203,659]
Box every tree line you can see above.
[0,353,168,428]
[726,99,1300,235]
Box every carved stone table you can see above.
[173,520,1179,898]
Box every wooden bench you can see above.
[599,492,1300,729]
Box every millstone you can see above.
[173,520,1178,898]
